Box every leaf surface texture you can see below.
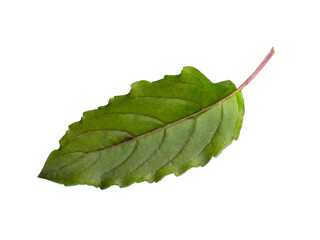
[39,67,244,189]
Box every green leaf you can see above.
[39,49,274,189]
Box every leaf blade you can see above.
[39,66,244,189]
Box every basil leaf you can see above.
[39,48,274,189]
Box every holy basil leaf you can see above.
[38,49,274,189]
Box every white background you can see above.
[1,1,319,239]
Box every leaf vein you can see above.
[191,103,224,163]
[155,81,219,100]
[85,112,166,125]
[71,129,134,140]
[150,117,197,179]
[99,141,138,185]
[101,130,166,185]
[130,96,203,109]
[183,68,206,89]
[74,152,102,180]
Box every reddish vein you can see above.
[76,48,275,156]
[41,48,275,179]
[90,48,275,155]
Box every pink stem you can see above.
[237,47,275,91]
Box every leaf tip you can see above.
[37,170,47,180]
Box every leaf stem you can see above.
[237,47,275,91]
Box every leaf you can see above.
[38,48,274,189]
